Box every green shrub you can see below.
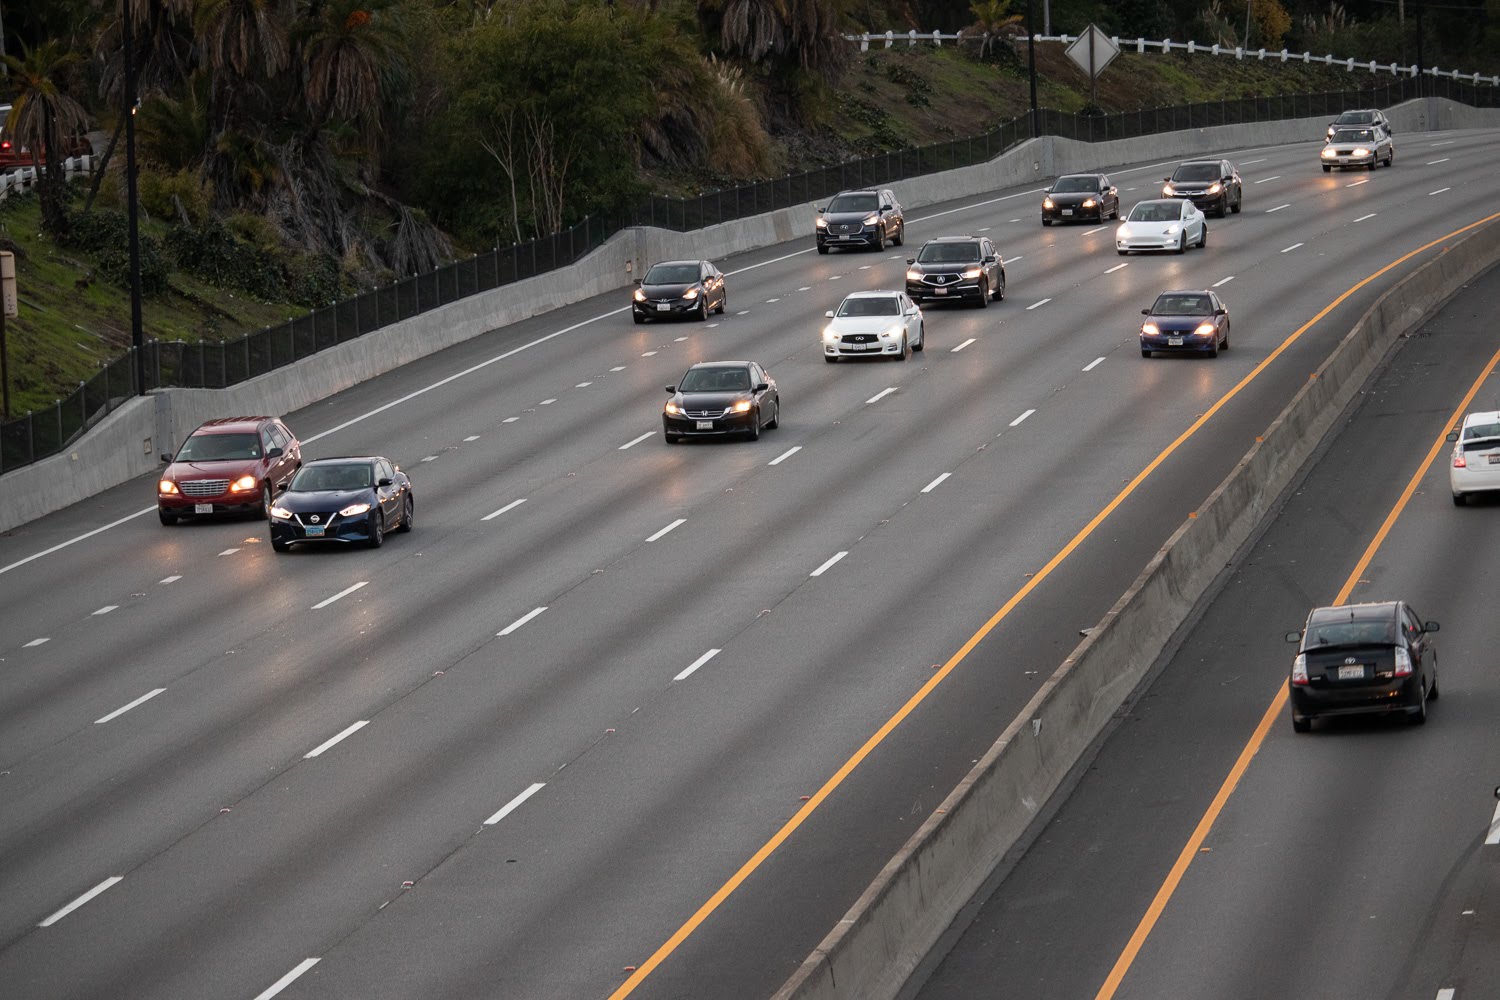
[66,208,170,294]
[138,169,212,226]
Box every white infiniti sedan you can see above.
[1449,411,1500,505]
[1116,198,1207,255]
[822,290,925,362]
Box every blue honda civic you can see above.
[1139,289,1231,358]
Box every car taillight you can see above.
[1394,647,1414,677]
[1453,453,1467,468]
[1291,653,1309,686]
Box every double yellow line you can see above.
[610,214,1500,1000]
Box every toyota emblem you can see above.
[310,515,321,524]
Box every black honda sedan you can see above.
[269,456,413,551]
[663,361,779,443]
[632,260,726,323]
[1287,601,1439,732]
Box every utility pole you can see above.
[1244,0,1253,48]
[1027,0,1039,137]
[122,2,146,396]
[1415,0,1425,97]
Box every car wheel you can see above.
[368,512,385,549]
[1367,159,1377,172]
[1198,225,1208,249]
[1207,339,1219,359]
[272,538,290,553]
[892,335,908,362]
[824,355,837,364]
[397,493,414,533]
[872,227,885,252]
[1217,195,1228,218]
[1231,192,1242,214]
[1453,492,1467,506]
[892,221,904,246]
[716,293,726,315]
[976,278,989,308]
[698,298,709,321]
[1141,349,1152,358]
[817,244,829,255]
[745,408,761,441]
[1322,165,1331,173]
[1042,217,1053,227]
[912,322,925,352]
[1117,249,1128,256]
[1221,325,1230,351]
[1428,658,1440,700]
[1292,714,1313,733]
[1176,233,1187,254]
[632,312,645,325]
[158,508,177,526]
[664,432,680,443]
[259,484,273,520]
[766,400,780,429]
[996,275,1006,301]
[1409,682,1428,725]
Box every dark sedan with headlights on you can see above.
[662,361,779,443]
[1041,173,1119,225]
[269,456,413,551]
[631,260,726,323]
[1139,289,1230,358]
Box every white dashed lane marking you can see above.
[798,286,811,291]
[1280,243,1303,253]
[540,398,556,405]
[484,782,546,825]
[1009,409,1036,427]
[311,582,367,610]
[1345,178,1368,187]
[1240,158,1267,164]
[95,688,166,725]
[1082,226,1106,236]
[253,959,321,1000]
[1428,158,1450,165]
[93,605,118,616]
[482,498,527,521]
[951,338,975,353]
[646,519,686,542]
[619,432,654,451]
[1431,140,1456,146]
[920,472,951,494]
[673,337,687,342]
[810,551,847,577]
[768,446,802,466]
[502,417,519,423]
[1355,213,1377,222]
[1252,175,1280,184]
[219,547,242,555]
[1105,262,1128,273]
[674,649,720,682]
[1430,188,1451,196]
[576,381,593,388]
[1026,298,1052,311]
[24,637,50,647]
[419,456,437,463]
[1083,357,1105,372]
[159,575,181,584]
[1003,255,1023,264]
[1436,989,1455,1000]
[766,298,780,303]
[642,351,658,357]
[866,387,898,404]
[1267,204,1290,213]
[463,435,480,442]
[1486,797,1500,845]
[1213,276,1235,287]
[610,366,626,372]
[304,720,369,759]
[497,607,547,637]
[38,877,123,928]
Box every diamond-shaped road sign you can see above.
[1065,24,1119,80]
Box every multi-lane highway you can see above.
[1,128,1497,1000]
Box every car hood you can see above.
[820,210,878,224]
[1166,181,1217,191]
[1119,219,1184,236]
[278,488,373,511]
[910,261,979,275]
[1144,315,1211,332]
[166,459,260,479]
[671,391,751,410]
[1046,191,1099,205]
[826,315,904,335]
[640,281,699,298]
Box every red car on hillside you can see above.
[157,417,302,524]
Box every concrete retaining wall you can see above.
[0,100,1483,532]
[769,217,1500,1000]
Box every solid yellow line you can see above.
[1091,333,1500,1000]
[608,215,1500,1000]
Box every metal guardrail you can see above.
[3,75,1494,474]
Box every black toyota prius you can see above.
[269,456,414,551]
[1286,601,1439,731]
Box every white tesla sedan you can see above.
[1449,411,1500,505]
[822,290,925,362]
[1116,198,1208,255]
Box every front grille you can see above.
[180,479,229,497]
[841,334,878,344]
[294,512,338,526]
[922,273,961,285]
[835,223,861,234]
[685,409,725,419]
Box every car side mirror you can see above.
[1110,187,1118,194]
[881,203,893,211]
[1043,187,1052,194]
[377,477,393,487]
[816,206,825,213]
[825,310,835,319]
[665,385,676,393]
[1285,631,1303,643]
[1424,621,1440,633]
[754,382,769,392]
[1163,176,1171,182]
[1446,431,1460,442]
[160,452,173,463]
[633,277,642,286]
[1216,309,1226,316]
[1141,308,1150,315]
[983,255,998,264]
[266,447,284,459]
[276,481,289,493]
[906,257,916,265]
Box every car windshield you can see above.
[1304,619,1397,648]
[679,367,751,392]
[1331,128,1374,143]
[1128,202,1182,223]
[644,264,699,284]
[177,432,261,461]
[1151,294,1211,316]
[826,193,879,213]
[1171,164,1219,181]
[290,463,374,492]
[1462,421,1500,444]
[837,296,901,317]
[1336,112,1374,124]
[917,242,981,263]
[1052,176,1098,193]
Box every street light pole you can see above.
[122,2,145,396]
[1414,0,1425,98]
[1027,0,1039,137]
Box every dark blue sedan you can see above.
[269,456,413,551]
[1139,289,1231,358]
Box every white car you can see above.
[1449,411,1500,505]
[1321,126,1394,171]
[822,290,924,362]
[1116,199,1207,255]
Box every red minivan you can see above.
[157,417,302,524]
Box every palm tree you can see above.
[969,0,1023,59]
[193,0,291,203]
[293,0,410,141]
[710,0,849,77]
[3,40,90,237]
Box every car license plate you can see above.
[304,524,325,537]
[1338,665,1364,680]
[935,287,947,295]
[194,503,213,514]
[656,303,670,312]
[1062,209,1074,216]
[1168,337,1184,346]
[696,420,713,430]
[1488,454,1500,464]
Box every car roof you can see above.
[303,456,381,465]
[649,259,705,268]
[189,417,275,434]
[1462,411,1500,426]
[1133,199,1183,207]
[1308,601,1400,624]
[1156,288,1213,296]
[924,236,983,243]
[841,289,903,298]
[832,189,880,196]
[1055,172,1104,178]
[1174,160,1221,166]
[686,360,753,369]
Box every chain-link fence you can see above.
[3,75,1495,474]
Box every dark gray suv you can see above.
[904,236,1005,307]
[815,188,904,253]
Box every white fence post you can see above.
[1136,37,1145,53]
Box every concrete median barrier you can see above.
[769,218,1500,1000]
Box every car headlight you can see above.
[665,402,683,416]
[1352,147,1370,157]
[815,217,827,228]
[1166,224,1180,235]
[339,502,372,518]
[1042,197,1055,209]
[729,400,753,413]
[269,505,293,520]
[881,326,903,340]
[682,287,699,300]
[1162,184,1175,196]
[1141,323,1160,336]
[823,326,839,341]
[961,267,982,279]
[158,479,178,494]
[906,268,922,281]
[1082,198,1096,208]
[1321,148,1337,158]
[862,214,880,227]
[1206,182,1222,195]
[633,288,646,302]
[229,474,259,493]
[1117,224,1132,237]
[1195,322,1217,337]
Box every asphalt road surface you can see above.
[907,214,1500,1000]
[2,129,1498,1000]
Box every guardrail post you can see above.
[884,30,893,49]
